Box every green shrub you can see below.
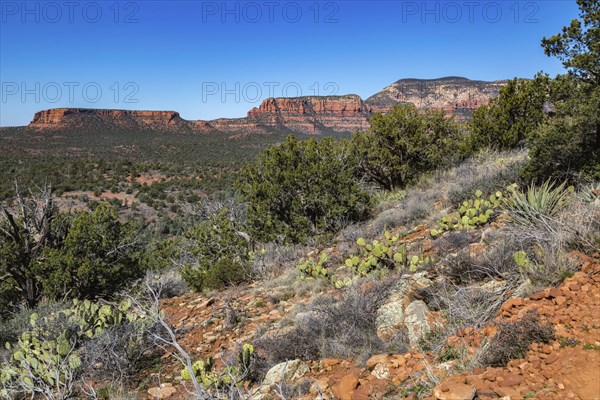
[521,80,600,184]
[521,0,600,184]
[351,104,466,191]
[39,203,144,300]
[469,76,550,151]
[180,209,251,292]
[236,136,370,244]
[140,237,180,271]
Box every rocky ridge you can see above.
[27,77,505,134]
[29,108,215,133]
[365,76,506,120]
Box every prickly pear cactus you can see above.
[298,252,330,280]
[431,190,504,237]
[344,231,431,277]
[0,298,146,397]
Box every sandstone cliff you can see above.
[211,94,372,135]
[27,78,506,134]
[365,76,506,120]
[29,108,213,133]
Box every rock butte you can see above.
[27,77,507,134]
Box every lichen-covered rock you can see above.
[404,300,434,348]
[253,359,310,399]
[375,280,410,341]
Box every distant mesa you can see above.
[211,94,373,135]
[29,108,214,133]
[365,76,507,120]
[27,77,506,135]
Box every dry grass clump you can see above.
[479,310,555,367]
[444,149,527,205]
[432,230,481,254]
[423,281,512,331]
[255,277,402,366]
[505,197,599,287]
[80,322,157,384]
[363,149,527,241]
[252,243,308,279]
[368,191,436,236]
[144,268,189,299]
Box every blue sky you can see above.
[0,1,580,126]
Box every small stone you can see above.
[542,344,552,354]
[433,383,476,400]
[502,298,525,310]
[500,374,524,387]
[554,296,567,306]
[545,354,559,364]
[548,288,562,298]
[351,384,372,400]
[366,354,389,370]
[568,283,581,291]
[322,358,341,368]
[530,291,546,300]
[148,384,177,399]
[495,385,521,398]
[371,363,390,380]
[333,374,359,400]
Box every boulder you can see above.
[264,359,308,386]
[375,280,410,341]
[404,300,434,348]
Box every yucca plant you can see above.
[504,180,574,226]
[578,182,600,206]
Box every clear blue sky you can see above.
[0,0,580,126]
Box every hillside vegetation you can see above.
[0,1,599,399]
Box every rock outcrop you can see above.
[27,77,506,134]
[365,76,506,120]
[250,94,372,134]
[29,108,214,133]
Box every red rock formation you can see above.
[26,78,507,134]
[365,77,506,121]
[248,95,371,117]
[29,108,214,133]
[237,94,373,134]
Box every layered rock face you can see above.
[211,95,373,135]
[28,95,373,135]
[365,77,506,120]
[29,108,213,132]
[26,78,506,134]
